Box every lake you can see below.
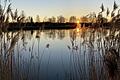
[0,27,120,80]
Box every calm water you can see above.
[0,27,120,80]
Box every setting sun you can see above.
[0,0,120,80]
[76,20,80,24]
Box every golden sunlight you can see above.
[76,20,80,24]
[76,27,80,33]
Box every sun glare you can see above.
[76,20,80,24]
[76,28,80,33]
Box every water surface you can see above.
[0,27,120,80]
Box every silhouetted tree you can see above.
[48,16,56,23]
[51,16,56,23]
[57,15,65,23]
[36,15,40,22]
[69,16,77,23]
[43,17,48,22]
[30,17,33,23]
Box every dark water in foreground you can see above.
[0,27,120,80]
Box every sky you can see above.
[9,0,120,19]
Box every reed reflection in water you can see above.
[0,27,120,80]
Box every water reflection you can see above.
[0,28,120,80]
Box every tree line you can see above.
[0,0,120,24]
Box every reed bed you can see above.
[0,0,120,80]
[0,27,119,80]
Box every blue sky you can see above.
[10,0,120,19]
